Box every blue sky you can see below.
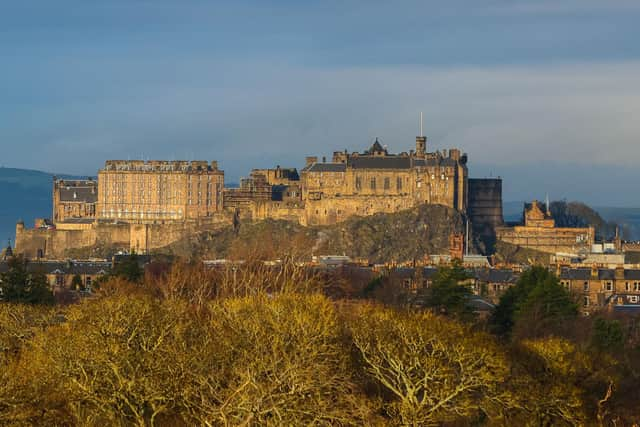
[2,0,639,205]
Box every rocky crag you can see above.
[161,204,467,264]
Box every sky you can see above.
[1,0,639,206]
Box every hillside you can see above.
[505,199,639,240]
[0,168,54,244]
[161,204,466,264]
[596,207,640,242]
[0,168,89,245]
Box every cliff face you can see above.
[162,204,466,264]
[318,204,465,264]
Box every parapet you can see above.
[102,160,223,173]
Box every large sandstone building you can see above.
[97,160,224,222]
[53,178,97,223]
[16,131,507,259]
[496,200,595,254]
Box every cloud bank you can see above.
[1,1,638,206]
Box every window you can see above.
[583,281,589,291]
[583,296,589,307]
[355,176,362,190]
[605,281,613,291]
[384,177,390,190]
[626,282,630,291]
[370,177,376,190]
[397,176,402,191]
[631,295,639,303]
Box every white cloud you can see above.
[5,60,640,204]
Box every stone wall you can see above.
[252,201,305,223]
[15,224,101,260]
[303,195,417,226]
[15,213,233,259]
[496,225,595,255]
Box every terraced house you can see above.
[558,266,640,315]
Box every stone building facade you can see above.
[97,160,224,223]
[496,200,595,255]
[0,259,110,293]
[225,137,469,226]
[52,178,97,223]
[558,266,640,315]
[300,139,468,225]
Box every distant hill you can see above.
[504,200,640,241]
[503,201,525,223]
[596,207,640,242]
[0,167,88,245]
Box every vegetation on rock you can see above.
[162,204,465,263]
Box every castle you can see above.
[225,136,469,225]
[15,131,505,259]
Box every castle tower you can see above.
[415,112,426,157]
[415,136,427,158]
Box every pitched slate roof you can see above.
[348,156,412,169]
[474,269,517,283]
[364,139,387,155]
[560,268,592,280]
[306,163,347,173]
[59,186,97,203]
[598,269,616,280]
[624,270,640,280]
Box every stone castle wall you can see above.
[302,195,416,226]
[16,213,233,259]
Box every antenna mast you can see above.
[545,193,550,214]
